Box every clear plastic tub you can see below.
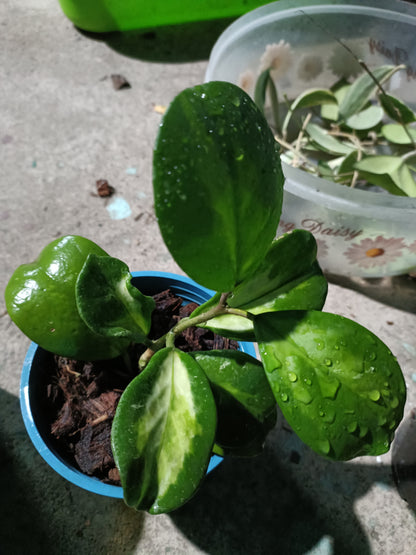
[206,0,416,277]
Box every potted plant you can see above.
[19,270,253,499]
[5,80,406,514]
[205,0,416,278]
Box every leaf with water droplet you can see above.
[254,310,406,460]
[153,81,284,291]
[194,230,328,341]
[191,350,277,456]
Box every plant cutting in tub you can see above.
[250,42,416,196]
[5,81,406,514]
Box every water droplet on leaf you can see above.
[294,388,313,405]
[391,396,399,409]
[347,421,358,433]
[318,439,331,455]
[369,390,381,402]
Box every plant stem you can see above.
[138,294,250,369]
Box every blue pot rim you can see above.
[20,271,257,499]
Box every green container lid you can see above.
[57,0,276,32]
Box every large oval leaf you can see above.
[153,81,284,292]
[254,311,406,460]
[192,350,277,456]
[112,348,217,514]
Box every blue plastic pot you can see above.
[20,271,257,498]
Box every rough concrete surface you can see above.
[1,1,416,554]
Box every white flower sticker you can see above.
[297,54,324,81]
[237,69,255,95]
[259,41,293,80]
[328,42,363,79]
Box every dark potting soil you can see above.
[47,288,238,486]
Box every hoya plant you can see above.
[255,62,416,197]
[5,81,406,514]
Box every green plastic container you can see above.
[57,0,275,32]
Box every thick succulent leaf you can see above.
[345,105,384,130]
[379,93,416,124]
[153,81,284,292]
[191,293,256,341]
[381,124,416,145]
[355,170,407,196]
[390,164,416,197]
[354,155,416,196]
[305,123,355,155]
[254,311,406,460]
[321,82,350,121]
[239,263,327,316]
[76,254,155,343]
[339,65,403,120]
[192,231,327,340]
[355,155,403,175]
[112,348,217,514]
[191,350,277,456]
[229,230,326,309]
[282,89,337,134]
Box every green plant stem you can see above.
[138,294,250,370]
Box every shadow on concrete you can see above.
[392,409,416,513]
[0,388,144,555]
[327,273,416,314]
[77,17,234,63]
[170,424,395,554]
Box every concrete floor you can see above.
[1,1,416,553]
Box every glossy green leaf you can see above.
[282,89,336,135]
[339,65,403,120]
[76,254,155,343]
[305,123,355,155]
[191,292,256,341]
[193,231,328,340]
[153,81,284,292]
[381,124,416,145]
[229,230,326,309]
[379,93,416,124]
[4,235,130,360]
[112,348,217,514]
[254,311,406,460]
[192,350,277,456]
[346,105,384,130]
